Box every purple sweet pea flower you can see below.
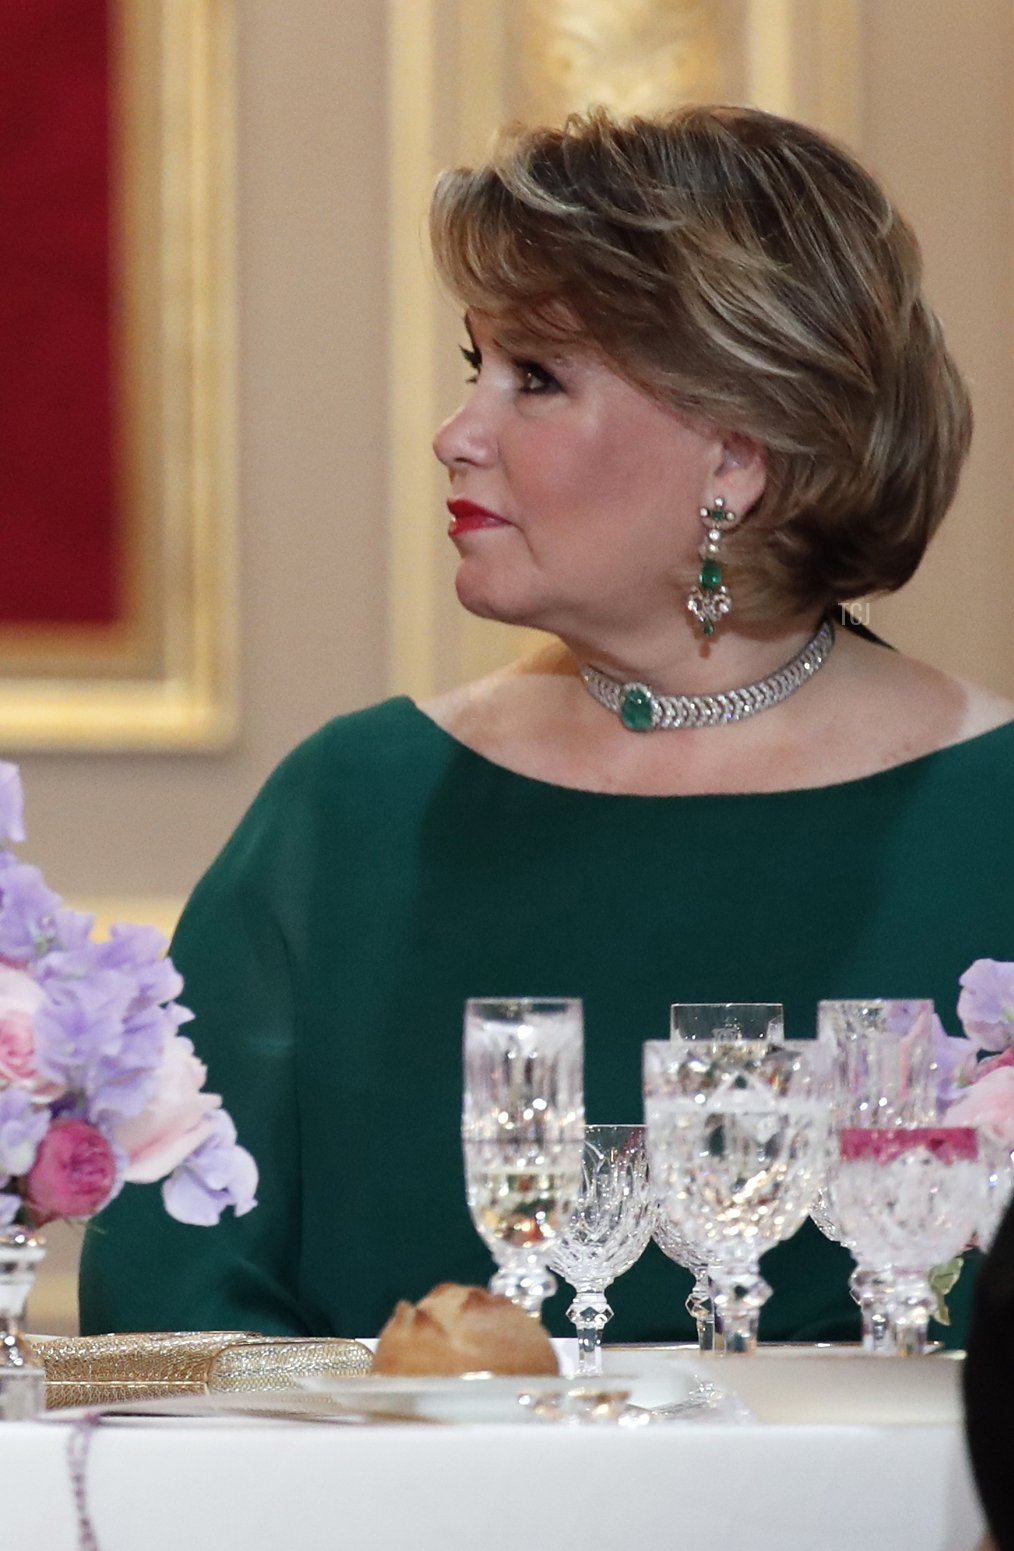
[49,908,98,956]
[97,924,184,1009]
[0,764,26,847]
[33,969,137,1083]
[161,1110,258,1226]
[929,1015,980,1107]
[957,960,1014,1052]
[0,1088,50,1177]
[0,861,61,962]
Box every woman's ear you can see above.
[715,434,767,517]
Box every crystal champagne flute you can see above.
[462,997,584,1317]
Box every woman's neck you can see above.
[555,611,827,701]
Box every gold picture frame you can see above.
[0,0,237,750]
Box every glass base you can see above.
[0,1330,46,1421]
[489,1264,557,1316]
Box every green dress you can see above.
[79,699,1014,1342]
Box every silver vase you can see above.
[0,1224,46,1419]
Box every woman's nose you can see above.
[433,397,497,470]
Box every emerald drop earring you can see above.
[687,496,742,639]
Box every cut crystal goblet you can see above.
[814,998,940,1352]
[826,1125,985,1356]
[548,1124,655,1376]
[645,1037,829,1354]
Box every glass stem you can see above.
[686,1270,717,1353]
[709,1267,771,1356]
[885,1271,934,1358]
[849,1265,895,1355]
[567,1287,613,1377]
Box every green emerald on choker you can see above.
[619,685,656,732]
[579,619,836,732]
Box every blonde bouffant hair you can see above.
[429,105,972,621]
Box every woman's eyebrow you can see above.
[493,327,579,367]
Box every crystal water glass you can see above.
[462,998,584,1316]
[826,1125,985,1356]
[645,1037,829,1354]
[670,1002,784,1043]
[548,1124,655,1376]
[814,999,940,1351]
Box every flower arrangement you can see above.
[938,959,1014,1144]
[0,763,256,1228]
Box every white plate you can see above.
[297,1364,706,1425]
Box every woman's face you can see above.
[432,311,747,652]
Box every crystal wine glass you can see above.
[814,999,939,1352]
[547,1124,654,1376]
[826,1125,985,1356]
[645,1036,829,1354]
[462,997,584,1316]
[665,1001,784,1348]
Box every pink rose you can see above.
[976,1049,1014,1080]
[0,965,64,1100]
[946,1067,1014,1147]
[113,1034,220,1184]
[25,1118,118,1224]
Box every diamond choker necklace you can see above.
[579,619,836,732]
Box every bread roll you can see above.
[373,1283,559,1376]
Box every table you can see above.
[1,1351,987,1551]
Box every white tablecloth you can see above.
[1,1351,987,1551]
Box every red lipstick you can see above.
[447,499,510,536]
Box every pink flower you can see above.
[112,1034,221,1184]
[975,1049,1014,1080]
[25,1118,118,1224]
[0,965,65,1100]
[946,1067,1014,1148]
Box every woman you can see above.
[80,105,1014,1343]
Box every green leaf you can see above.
[928,1256,964,1326]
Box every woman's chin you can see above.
[453,571,541,629]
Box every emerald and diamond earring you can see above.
[687,496,742,639]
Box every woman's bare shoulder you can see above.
[843,637,1014,757]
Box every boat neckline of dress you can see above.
[398,696,1014,804]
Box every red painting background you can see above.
[0,0,120,628]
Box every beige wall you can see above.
[24,0,1014,1333]
[865,0,1014,683]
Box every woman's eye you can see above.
[516,359,561,395]
[459,344,481,382]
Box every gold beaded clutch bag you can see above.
[31,1331,374,1409]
